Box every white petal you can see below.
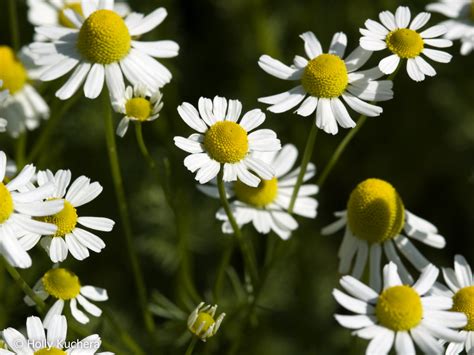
[299,31,323,59]
[341,93,382,117]
[383,261,402,289]
[330,98,356,129]
[378,54,400,75]
[367,328,394,355]
[43,300,64,329]
[295,96,318,117]
[239,109,265,131]
[360,37,387,51]
[394,235,430,271]
[80,286,108,301]
[454,254,473,288]
[413,264,439,295]
[332,289,374,314]
[83,63,105,99]
[379,11,397,30]
[47,314,67,345]
[131,40,179,58]
[70,298,89,324]
[410,326,444,354]
[334,314,376,329]
[71,228,106,253]
[395,6,411,28]
[395,331,415,355]
[406,58,425,82]
[316,98,338,135]
[56,63,91,100]
[105,63,125,103]
[352,240,369,279]
[65,233,90,260]
[344,46,372,72]
[258,55,301,80]
[50,237,68,263]
[266,86,306,114]
[77,294,102,317]
[421,25,448,38]
[177,102,208,133]
[340,275,379,303]
[369,243,382,292]
[410,12,431,31]
[128,8,167,36]
[329,32,347,58]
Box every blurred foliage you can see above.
[0,0,473,354]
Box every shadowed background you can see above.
[0,0,473,354]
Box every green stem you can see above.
[15,133,27,170]
[212,240,235,302]
[216,168,259,289]
[185,337,198,355]
[288,123,318,213]
[103,308,146,355]
[102,93,156,336]
[0,256,46,315]
[8,0,20,51]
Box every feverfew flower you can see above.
[0,151,63,268]
[0,47,49,137]
[112,84,163,137]
[26,268,108,328]
[360,6,453,81]
[198,144,318,240]
[322,178,446,291]
[29,0,179,100]
[334,263,467,355]
[2,315,104,354]
[174,96,281,187]
[188,302,225,342]
[426,0,474,55]
[258,32,393,135]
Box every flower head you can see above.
[174,96,281,187]
[322,178,446,291]
[258,32,393,135]
[188,302,225,342]
[360,6,453,81]
[29,0,179,100]
[334,262,467,354]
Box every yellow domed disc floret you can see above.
[42,268,81,300]
[234,177,278,207]
[38,200,78,237]
[386,29,424,58]
[35,348,67,355]
[77,9,131,64]
[347,178,405,244]
[452,285,474,331]
[125,98,152,121]
[0,46,28,94]
[376,285,423,331]
[190,312,216,337]
[301,53,349,98]
[0,182,14,224]
[58,2,84,28]
[204,121,249,164]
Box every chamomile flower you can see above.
[0,151,63,268]
[112,84,163,137]
[26,268,108,328]
[334,262,467,355]
[322,178,446,291]
[360,6,453,82]
[29,0,179,100]
[188,302,225,342]
[198,144,318,240]
[27,170,114,263]
[2,314,104,354]
[258,32,393,135]
[426,0,474,55]
[0,47,50,137]
[432,255,474,354]
[174,96,281,187]
[0,80,8,132]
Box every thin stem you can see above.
[212,240,235,302]
[8,0,20,51]
[0,256,46,315]
[216,168,259,288]
[102,93,156,336]
[15,133,27,170]
[185,337,198,355]
[288,123,318,213]
[135,123,157,169]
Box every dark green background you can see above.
[0,0,473,354]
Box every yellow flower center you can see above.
[35,348,66,355]
[203,121,249,164]
[234,177,278,207]
[386,28,424,59]
[0,46,28,94]
[376,285,423,331]
[452,285,474,331]
[347,178,405,244]
[77,9,131,64]
[125,97,152,121]
[42,268,81,300]
[0,182,14,224]
[38,200,78,237]
[58,2,83,28]
[191,312,215,337]
[301,53,348,98]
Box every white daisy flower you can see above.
[112,84,163,137]
[198,144,318,240]
[0,46,50,138]
[426,0,474,55]
[188,302,225,342]
[359,6,453,82]
[0,151,63,269]
[174,96,281,187]
[25,169,115,263]
[27,0,130,37]
[334,262,467,355]
[431,255,474,354]
[29,0,179,100]
[0,80,8,133]
[322,178,446,291]
[258,32,394,135]
[26,267,108,328]
[2,314,104,354]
